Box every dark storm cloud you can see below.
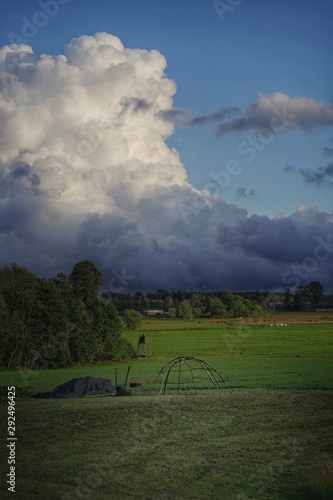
[215,211,333,264]
[322,147,333,158]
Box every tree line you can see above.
[104,281,327,319]
[0,261,135,370]
[105,289,267,318]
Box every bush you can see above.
[110,338,136,361]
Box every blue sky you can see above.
[0,0,332,292]
[1,0,332,217]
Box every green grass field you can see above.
[0,314,332,499]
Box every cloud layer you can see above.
[0,33,332,292]
[215,92,333,137]
[284,163,333,187]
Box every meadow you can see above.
[0,313,332,499]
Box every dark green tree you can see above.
[294,285,309,310]
[0,264,46,367]
[209,297,227,317]
[219,289,234,308]
[0,294,11,367]
[68,298,95,363]
[36,277,72,368]
[229,297,251,317]
[91,297,125,359]
[168,307,177,318]
[190,293,205,317]
[69,260,103,302]
[177,300,192,320]
[284,288,293,308]
[165,295,174,310]
[306,281,324,306]
[123,309,143,331]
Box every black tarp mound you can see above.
[39,376,117,398]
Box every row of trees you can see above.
[105,289,272,318]
[0,261,135,369]
[168,294,265,319]
[105,282,327,318]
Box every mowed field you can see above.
[0,312,332,499]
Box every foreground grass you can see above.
[0,315,332,499]
[0,389,332,499]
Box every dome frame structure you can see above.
[153,356,231,396]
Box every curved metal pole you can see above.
[154,355,231,396]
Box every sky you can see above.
[0,0,332,293]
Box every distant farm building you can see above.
[138,308,166,316]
